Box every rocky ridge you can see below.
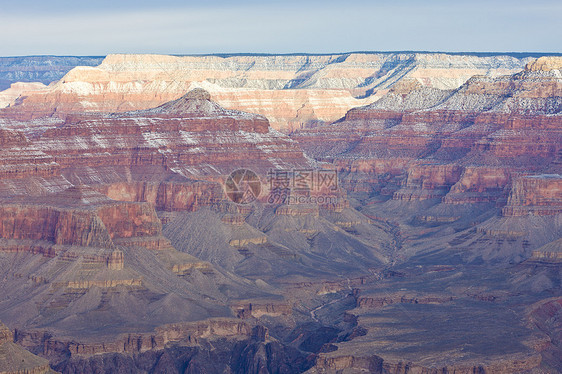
[0,88,396,373]
[0,56,104,91]
[0,89,317,342]
[0,54,560,373]
[294,57,562,224]
[0,52,532,131]
[0,321,56,374]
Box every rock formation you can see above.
[0,86,394,372]
[0,56,104,91]
[0,82,47,108]
[294,57,562,217]
[289,58,562,372]
[0,322,56,374]
[0,89,317,356]
[0,54,560,373]
[0,88,311,199]
[0,53,531,131]
[503,174,562,216]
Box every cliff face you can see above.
[503,175,562,216]
[294,57,562,213]
[393,163,464,201]
[0,88,311,201]
[0,82,47,108]
[0,55,560,373]
[98,180,224,212]
[0,321,55,374]
[0,185,170,261]
[0,53,530,131]
[443,166,512,204]
[0,89,319,355]
[0,56,104,91]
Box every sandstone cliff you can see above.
[294,57,562,214]
[0,53,530,131]
[0,55,560,373]
[0,89,315,347]
[0,322,56,374]
[0,56,104,91]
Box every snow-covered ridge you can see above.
[0,52,538,132]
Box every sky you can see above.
[1,0,561,56]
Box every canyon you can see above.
[0,53,533,132]
[0,53,560,373]
[0,56,104,91]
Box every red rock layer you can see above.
[98,180,223,212]
[393,163,464,201]
[0,89,314,269]
[503,175,562,216]
[294,57,562,213]
[0,53,531,131]
[15,319,258,357]
[24,90,309,179]
[0,186,170,258]
[443,166,512,204]
[0,89,311,205]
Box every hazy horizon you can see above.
[1,0,561,56]
[3,50,562,58]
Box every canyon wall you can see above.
[0,54,560,373]
[0,55,104,90]
[0,89,317,350]
[0,53,531,131]
[294,57,562,217]
[0,322,54,374]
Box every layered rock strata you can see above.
[294,57,562,214]
[0,56,104,91]
[0,89,311,201]
[0,89,315,349]
[0,322,55,374]
[0,53,531,131]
